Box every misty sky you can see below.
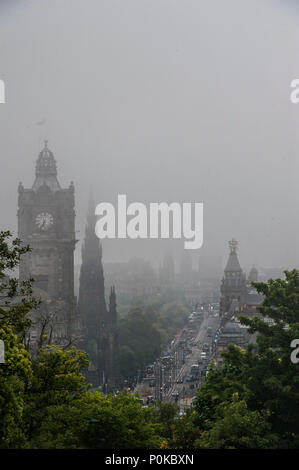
[0,0,299,274]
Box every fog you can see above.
[0,0,299,275]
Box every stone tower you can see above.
[220,239,247,322]
[78,197,119,388]
[248,265,258,284]
[78,196,107,385]
[18,141,81,346]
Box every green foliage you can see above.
[0,324,32,448]
[118,308,162,379]
[170,410,202,449]
[152,401,179,440]
[28,392,162,449]
[23,345,89,444]
[197,394,277,449]
[191,269,299,448]
[118,299,189,380]
[0,231,163,449]
[3,230,299,449]
[0,231,38,337]
[158,300,189,336]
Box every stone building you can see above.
[216,240,263,360]
[220,239,247,323]
[215,321,247,365]
[219,240,263,324]
[18,141,82,347]
[78,197,119,388]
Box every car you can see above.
[186,375,196,382]
[176,377,183,384]
[146,395,154,405]
[191,364,199,375]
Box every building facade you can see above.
[215,239,263,360]
[220,239,247,324]
[18,141,81,346]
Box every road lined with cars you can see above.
[136,304,221,412]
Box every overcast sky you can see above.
[0,0,299,273]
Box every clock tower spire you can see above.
[32,140,61,192]
[18,142,81,347]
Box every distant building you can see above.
[216,240,263,360]
[248,265,258,283]
[105,257,158,303]
[178,251,201,305]
[220,239,247,322]
[159,251,175,287]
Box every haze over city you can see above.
[0,0,299,273]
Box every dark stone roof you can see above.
[224,252,242,272]
[222,321,242,335]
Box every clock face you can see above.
[35,212,54,231]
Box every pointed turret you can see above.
[32,141,61,192]
[224,239,242,272]
[220,239,247,320]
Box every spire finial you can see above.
[44,139,48,148]
[228,239,238,254]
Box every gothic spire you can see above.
[108,285,117,324]
[82,193,103,264]
[78,196,107,335]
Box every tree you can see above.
[168,409,202,449]
[152,401,179,440]
[28,392,163,449]
[0,231,38,338]
[0,324,32,448]
[197,393,277,449]
[239,269,299,445]
[0,231,36,448]
[192,270,299,448]
[23,345,89,445]
[118,308,162,380]
[0,231,164,449]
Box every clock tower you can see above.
[18,141,81,346]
